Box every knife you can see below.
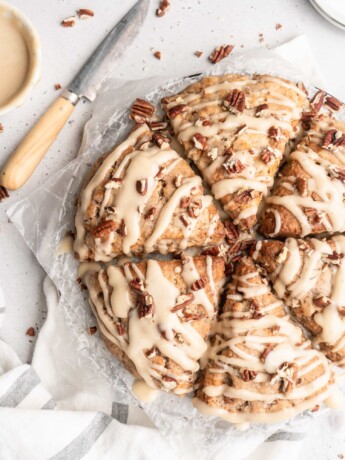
[0,0,149,191]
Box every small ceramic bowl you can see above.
[0,1,41,116]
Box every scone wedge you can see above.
[83,256,225,395]
[252,235,345,367]
[74,124,225,261]
[162,74,307,230]
[194,257,334,424]
[260,116,345,238]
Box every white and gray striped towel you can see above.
[0,277,343,460]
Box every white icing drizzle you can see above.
[85,258,219,393]
[74,124,218,260]
[195,259,332,424]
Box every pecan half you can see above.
[156,0,170,17]
[209,44,234,63]
[191,278,205,291]
[136,179,148,195]
[325,95,344,112]
[129,98,155,124]
[240,369,257,382]
[261,148,275,164]
[93,220,118,239]
[192,133,208,150]
[0,186,9,202]
[310,90,325,114]
[171,293,195,312]
[167,104,188,119]
[223,89,245,113]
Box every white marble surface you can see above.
[0,0,345,457]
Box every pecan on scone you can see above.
[162,74,307,230]
[252,235,345,367]
[83,256,225,395]
[260,115,345,238]
[74,123,225,261]
[194,256,334,425]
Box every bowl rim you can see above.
[0,0,42,116]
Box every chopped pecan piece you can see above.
[54,83,62,90]
[194,51,203,58]
[275,23,283,30]
[129,98,155,123]
[268,126,282,140]
[261,148,275,164]
[138,292,155,319]
[271,362,298,393]
[78,8,94,19]
[201,245,224,257]
[296,177,308,197]
[329,165,345,182]
[313,296,331,309]
[240,369,257,381]
[167,104,188,119]
[192,133,208,150]
[0,123,4,133]
[144,207,156,220]
[260,344,274,362]
[188,199,202,218]
[152,132,171,147]
[223,158,245,174]
[149,120,168,131]
[179,215,190,227]
[223,89,245,113]
[249,299,263,319]
[301,111,316,129]
[255,103,269,116]
[87,326,97,335]
[209,44,234,63]
[296,81,308,95]
[156,0,170,17]
[117,219,127,236]
[234,189,254,204]
[105,177,123,189]
[129,277,145,293]
[0,186,9,202]
[325,95,344,112]
[171,293,195,312]
[26,327,35,337]
[191,278,205,291]
[153,50,162,60]
[276,246,289,263]
[144,346,157,358]
[93,220,118,239]
[136,179,148,195]
[224,219,240,241]
[161,375,177,390]
[310,90,325,113]
[61,16,76,27]
[323,129,345,149]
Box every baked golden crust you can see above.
[260,116,345,238]
[74,124,225,261]
[84,256,225,395]
[162,74,307,230]
[194,256,333,424]
[252,236,345,367]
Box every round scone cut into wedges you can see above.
[162,74,308,230]
[252,235,345,367]
[194,256,335,425]
[82,256,225,395]
[260,115,345,238]
[74,124,225,261]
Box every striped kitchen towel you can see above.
[0,277,340,460]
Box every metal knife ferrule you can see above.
[61,90,80,106]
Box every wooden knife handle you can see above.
[0,96,75,191]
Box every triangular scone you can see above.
[194,257,334,424]
[74,124,225,261]
[252,236,345,367]
[162,74,307,230]
[260,116,345,238]
[82,256,225,395]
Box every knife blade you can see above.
[0,0,149,191]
